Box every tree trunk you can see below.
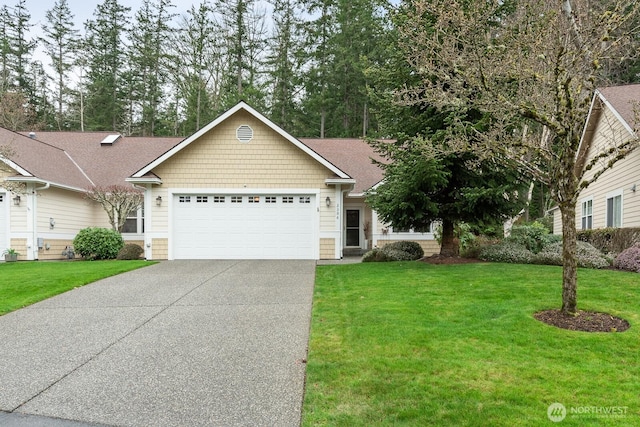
[560,202,578,315]
[439,218,459,257]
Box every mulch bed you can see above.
[534,309,630,332]
[420,255,483,264]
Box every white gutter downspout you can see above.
[131,184,152,260]
[29,182,50,260]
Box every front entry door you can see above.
[346,209,360,247]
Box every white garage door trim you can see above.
[168,188,320,260]
[0,192,7,254]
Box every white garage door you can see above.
[173,194,316,259]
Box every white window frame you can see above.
[122,207,144,234]
[605,189,623,228]
[580,197,593,230]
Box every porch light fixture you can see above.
[156,196,162,207]
[12,195,20,206]
[325,196,331,207]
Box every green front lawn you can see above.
[0,260,154,315]
[303,262,640,426]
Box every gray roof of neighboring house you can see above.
[0,128,384,194]
[597,84,640,132]
[0,127,93,189]
[10,131,183,190]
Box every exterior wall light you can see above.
[13,195,20,206]
[325,196,331,207]
[156,196,163,207]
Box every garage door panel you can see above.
[173,194,315,259]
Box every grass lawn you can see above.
[303,262,640,426]
[0,260,154,315]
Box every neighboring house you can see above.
[0,102,439,261]
[551,84,640,235]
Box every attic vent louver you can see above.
[101,134,121,145]
[236,125,253,143]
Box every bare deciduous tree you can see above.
[85,185,143,232]
[397,0,640,314]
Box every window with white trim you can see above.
[213,196,225,203]
[299,196,311,204]
[265,196,276,204]
[196,196,208,203]
[248,196,260,203]
[122,207,144,233]
[231,196,243,203]
[606,192,622,228]
[179,196,191,203]
[581,198,593,230]
[282,196,293,203]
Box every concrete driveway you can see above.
[0,260,316,427]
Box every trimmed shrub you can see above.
[577,227,640,254]
[362,248,385,262]
[506,221,553,254]
[116,243,144,260]
[383,241,425,259]
[479,241,534,264]
[362,241,424,262]
[613,244,640,272]
[73,227,124,260]
[532,241,611,269]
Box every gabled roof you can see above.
[576,84,640,173]
[131,101,351,180]
[1,127,93,190]
[301,138,385,195]
[27,132,182,188]
[597,84,640,133]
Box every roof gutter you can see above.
[126,177,163,185]
[4,176,85,193]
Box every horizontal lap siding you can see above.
[578,107,640,230]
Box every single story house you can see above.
[1,102,439,261]
[550,84,640,234]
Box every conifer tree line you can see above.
[0,0,388,138]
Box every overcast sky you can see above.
[24,0,209,29]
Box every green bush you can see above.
[362,241,424,262]
[116,243,144,260]
[362,248,386,262]
[532,241,611,269]
[506,221,554,254]
[384,241,425,259]
[479,241,534,264]
[73,227,124,260]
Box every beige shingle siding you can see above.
[8,238,27,260]
[578,105,639,230]
[152,112,330,189]
[37,239,77,260]
[320,238,335,259]
[152,238,168,259]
